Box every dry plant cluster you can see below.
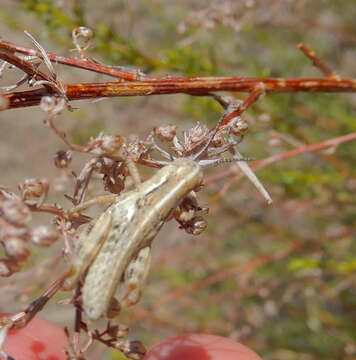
[0,24,355,360]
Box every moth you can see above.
[63,157,204,320]
[63,113,270,324]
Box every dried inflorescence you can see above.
[0,188,31,276]
[54,150,72,168]
[31,224,59,247]
[18,178,49,204]
[0,181,62,277]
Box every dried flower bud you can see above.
[186,216,208,235]
[186,123,209,145]
[0,199,31,225]
[101,135,124,155]
[228,116,248,137]
[31,225,59,246]
[126,341,146,358]
[3,237,30,262]
[54,150,72,168]
[211,133,224,148]
[0,258,20,277]
[18,178,49,200]
[90,134,124,156]
[72,27,93,42]
[154,125,178,142]
[125,135,147,161]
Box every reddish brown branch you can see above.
[4,77,356,109]
[0,39,152,81]
[220,83,265,127]
[1,39,356,110]
[0,46,54,91]
[297,43,339,79]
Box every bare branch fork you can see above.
[1,39,356,110]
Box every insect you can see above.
[63,157,204,320]
[62,101,271,360]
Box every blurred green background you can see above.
[0,1,355,359]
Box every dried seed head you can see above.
[90,134,124,156]
[154,124,178,142]
[0,258,20,277]
[0,223,29,241]
[54,150,72,168]
[186,122,209,145]
[3,237,30,261]
[228,116,248,137]
[18,178,49,200]
[0,199,31,225]
[72,27,93,57]
[31,225,59,246]
[124,135,147,161]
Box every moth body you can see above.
[65,158,203,320]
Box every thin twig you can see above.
[297,43,339,79]
[0,39,152,81]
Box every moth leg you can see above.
[107,247,152,318]
[63,209,112,290]
[70,194,117,214]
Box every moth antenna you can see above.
[24,30,55,80]
[199,156,253,168]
